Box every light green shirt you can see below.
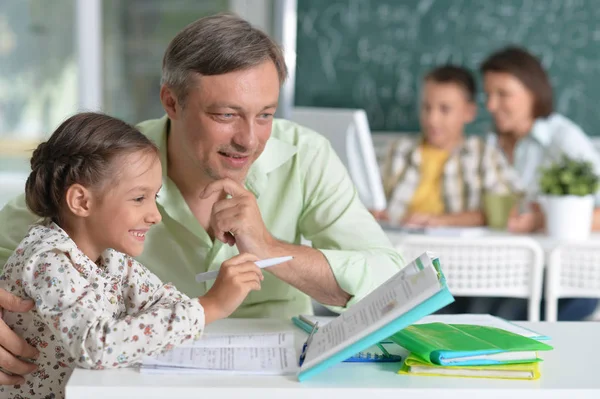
[0,116,404,319]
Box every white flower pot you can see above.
[541,195,594,240]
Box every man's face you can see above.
[171,60,280,184]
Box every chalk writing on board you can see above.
[295,0,600,135]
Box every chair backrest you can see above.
[395,235,544,321]
[545,242,600,321]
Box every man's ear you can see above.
[160,85,180,120]
[464,101,477,124]
[65,184,93,217]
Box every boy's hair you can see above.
[480,46,553,118]
[424,65,477,102]
[161,13,288,107]
[25,112,159,223]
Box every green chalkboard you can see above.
[295,0,600,134]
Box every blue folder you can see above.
[297,254,454,382]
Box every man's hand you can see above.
[200,178,275,258]
[0,289,39,385]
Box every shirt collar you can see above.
[245,128,298,197]
[486,116,553,155]
[415,135,465,161]
[149,115,298,200]
[529,115,554,147]
[43,222,116,276]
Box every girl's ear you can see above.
[65,184,93,217]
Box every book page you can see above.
[188,332,294,348]
[142,332,297,375]
[143,347,297,375]
[302,253,443,369]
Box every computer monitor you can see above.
[290,107,387,211]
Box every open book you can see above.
[141,332,298,375]
[298,252,453,382]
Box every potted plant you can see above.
[539,156,599,240]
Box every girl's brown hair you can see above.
[25,112,159,222]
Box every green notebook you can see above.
[390,323,553,366]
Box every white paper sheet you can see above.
[189,332,294,348]
[141,332,298,375]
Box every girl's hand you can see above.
[199,253,263,324]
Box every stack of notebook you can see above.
[292,252,553,383]
[391,320,553,380]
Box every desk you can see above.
[66,318,599,399]
[382,227,600,254]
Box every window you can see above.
[0,0,77,142]
[102,0,229,124]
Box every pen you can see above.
[195,256,293,283]
[298,314,317,327]
[298,322,319,367]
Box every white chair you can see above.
[395,235,545,321]
[545,242,600,322]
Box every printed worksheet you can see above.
[188,332,294,348]
[141,332,298,375]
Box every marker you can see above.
[195,256,293,283]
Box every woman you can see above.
[480,46,599,321]
[481,46,600,234]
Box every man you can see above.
[0,14,403,384]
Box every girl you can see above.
[0,113,264,398]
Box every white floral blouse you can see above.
[0,222,205,399]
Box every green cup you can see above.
[484,193,517,230]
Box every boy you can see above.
[381,65,518,227]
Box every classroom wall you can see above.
[294,0,600,135]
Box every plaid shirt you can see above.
[381,136,519,222]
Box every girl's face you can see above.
[82,151,163,259]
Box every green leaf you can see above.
[539,155,600,197]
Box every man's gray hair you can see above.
[161,13,288,106]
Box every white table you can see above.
[66,318,600,399]
[383,227,600,253]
